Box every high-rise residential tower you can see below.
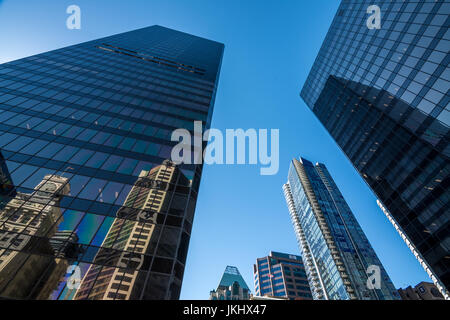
[253,251,312,300]
[283,157,400,300]
[210,266,251,300]
[0,26,224,299]
[301,0,449,297]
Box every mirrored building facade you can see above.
[0,25,224,299]
[301,0,449,297]
[283,157,400,300]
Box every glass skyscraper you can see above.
[253,251,312,300]
[0,150,16,208]
[0,25,224,299]
[283,157,400,300]
[301,0,449,297]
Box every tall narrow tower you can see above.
[283,157,399,300]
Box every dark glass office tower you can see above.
[283,157,400,300]
[301,0,449,297]
[0,25,224,299]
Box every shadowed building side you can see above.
[300,0,449,296]
[0,175,70,299]
[0,25,224,300]
[283,157,400,300]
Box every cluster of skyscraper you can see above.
[0,0,448,300]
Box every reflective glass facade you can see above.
[283,157,399,300]
[301,0,449,295]
[253,251,312,300]
[0,25,224,300]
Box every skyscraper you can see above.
[0,175,70,299]
[283,157,400,300]
[300,0,449,297]
[0,151,16,209]
[376,198,448,299]
[210,266,250,300]
[253,251,312,300]
[0,25,224,299]
[74,160,190,300]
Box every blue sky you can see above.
[0,0,430,299]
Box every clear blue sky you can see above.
[0,0,430,300]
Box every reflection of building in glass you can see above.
[0,25,223,299]
[210,266,250,300]
[283,157,399,300]
[301,1,449,297]
[377,199,448,300]
[253,251,312,300]
[37,231,82,300]
[74,160,190,300]
[398,281,444,300]
[0,151,16,209]
[0,175,69,299]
